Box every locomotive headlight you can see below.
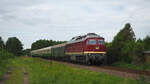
[96,46,99,49]
[103,53,105,56]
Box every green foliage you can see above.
[22,49,31,56]
[133,39,145,64]
[107,23,149,65]
[143,36,150,50]
[31,39,66,50]
[0,36,5,49]
[106,23,147,65]
[106,43,117,64]
[122,41,136,62]
[137,75,147,84]
[0,49,15,79]
[107,23,136,64]
[113,23,136,43]
[1,57,150,84]
[6,37,23,56]
[105,42,112,49]
[6,58,24,84]
[112,61,150,71]
[15,57,143,84]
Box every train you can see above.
[31,33,106,64]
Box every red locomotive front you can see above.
[66,33,106,64]
[84,37,106,53]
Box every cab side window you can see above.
[98,40,104,45]
[89,39,96,45]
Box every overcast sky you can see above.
[0,0,150,49]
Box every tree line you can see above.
[0,37,23,56]
[0,36,66,56]
[31,40,67,50]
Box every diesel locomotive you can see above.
[31,33,106,64]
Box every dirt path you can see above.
[0,67,13,84]
[23,68,29,84]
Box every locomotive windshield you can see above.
[98,40,104,45]
[89,39,96,45]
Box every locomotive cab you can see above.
[85,38,106,52]
[84,37,106,64]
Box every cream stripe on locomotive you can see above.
[66,51,106,55]
[65,52,83,55]
[84,51,106,54]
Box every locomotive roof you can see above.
[67,33,103,44]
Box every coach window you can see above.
[89,39,96,45]
[98,40,104,45]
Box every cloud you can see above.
[0,0,150,48]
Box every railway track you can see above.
[97,66,150,82]
[100,66,150,76]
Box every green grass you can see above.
[0,59,12,80]
[15,57,148,84]
[112,61,150,71]
[2,57,149,84]
[6,58,24,84]
[0,49,15,80]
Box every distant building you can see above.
[144,51,150,64]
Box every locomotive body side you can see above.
[66,41,85,62]
[66,41,84,55]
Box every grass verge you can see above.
[0,49,15,80]
[3,57,149,84]
[112,61,150,71]
[5,58,24,84]
[19,57,149,84]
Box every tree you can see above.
[132,39,145,64]
[6,37,23,56]
[22,49,31,56]
[107,23,136,63]
[31,39,66,50]
[31,40,50,50]
[143,36,150,50]
[0,37,5,49]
